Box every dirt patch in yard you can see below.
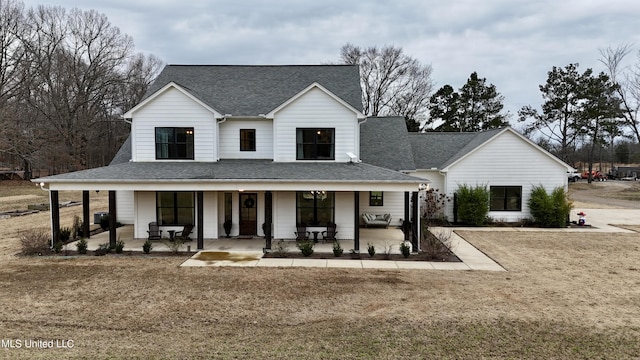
[569,180,640,208]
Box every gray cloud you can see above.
[19,0,640,120]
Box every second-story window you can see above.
[240,129,256,151]
[296,128,334,160]
[155,127,194,160]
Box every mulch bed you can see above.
[264,231,460,262]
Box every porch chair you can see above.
[147,222,162,240]
[322,222,338,242]
[295,223,310,241]
[175,223,193,242]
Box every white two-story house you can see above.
[36,65,573,251]
[36,65,424,251]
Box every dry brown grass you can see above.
[0,180,639,358]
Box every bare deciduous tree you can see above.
[599,44,640,143]
[0,2,163,175]
[340,43,433,131]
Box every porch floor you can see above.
[75,225,408,253]
[68,225,505,271]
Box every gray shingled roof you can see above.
[37,160,422,183]
[144,65,363,116]
[409,128,504,169]
[360,116,416,171]
[109,135,131,165]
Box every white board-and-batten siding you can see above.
[273,87,358,162]
[444,130,569,222]
[218,119,274,159]
[131,87,218,162]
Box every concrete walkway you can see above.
[180,227,505,271]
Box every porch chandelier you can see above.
[303,190,327,200]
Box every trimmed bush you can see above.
[115,239,125,254]
[455,184,490,226]
[76,238,88,254]
[367,243,376,257]
[296,240,314,257]
[142,239,153,254]
[528,185,572,228]
[332,241,343,257]
[399,241,411,258]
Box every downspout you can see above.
[38,182,54,246]
[217,115,230,161]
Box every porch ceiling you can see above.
[35,160,426,192]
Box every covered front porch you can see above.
[76,225,408,254]
[35,159,426,253]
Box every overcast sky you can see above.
[20,0,640,125]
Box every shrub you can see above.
[332,241,343,257]
[95,243,110,256]
[421,227,455,260]
[399,242,411,258]
[143,239,153,254]
[528,185,573,228]
[52,240,63,253]
[422,188,451,221]
[20,228,50,255]
[164,238,183,254]
[59,227,71,242]
[381,242,393,259]
[76,238,88,254]
[115,239,125,254]
[455,184,489,226]
[272,240,289,257]
[296,240,314,257]
[367,243,376,257]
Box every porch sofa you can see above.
[361,213,392,228]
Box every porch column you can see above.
[82,191,90,238]
[108,191,117,247]
[264,191,272,250]
[404,192,410,242]
[411,192,419,252]
[197,191,204,250]
[50,190,60,247]
[354,191,360,252]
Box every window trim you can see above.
[239,129,256,152]
[369,191,384,206]
[155,127,194,160]
[156,191,195,225]
[489,186,522,211]
[296,128,335,160]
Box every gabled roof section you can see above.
[109,135,131,165]
[266,82,365,118]
[360,117,416,171]
[410,127,572,171]
[141,65,363,116]
[123,81,221,118]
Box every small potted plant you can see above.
[223,218,232,238]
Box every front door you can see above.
[239,193,257,236]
